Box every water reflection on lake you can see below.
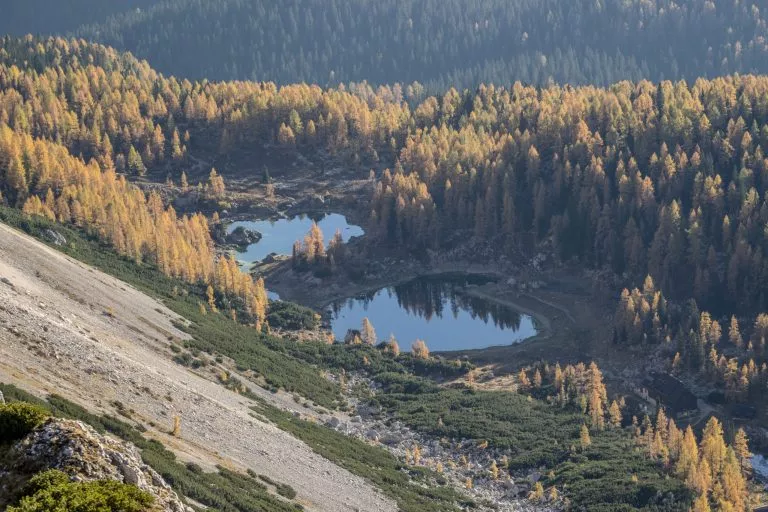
[227,213,363,264]
[329,275,536,352]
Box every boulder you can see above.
[527,470,542,482]
[379,433,401,446]
[501,479,517,490]
[356,404,381,419]
[226,226,262,247]
[42,229,67,246]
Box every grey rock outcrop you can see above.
[3,418,190,511]
[226,226,262,248]
[42,229,67,246]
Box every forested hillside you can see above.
[366,74,768,404]
[4,0,768,89]
[0,1,158,37]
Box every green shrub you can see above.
[8,469,154,512]
[19,470,70,497]
[0,402,49,442]
[266,301,318,330]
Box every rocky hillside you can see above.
[0,415,188,511]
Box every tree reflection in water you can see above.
[329,274,534,351]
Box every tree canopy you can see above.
[3,0,768,89]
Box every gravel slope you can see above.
[0,222,396,512]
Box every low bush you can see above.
[9,469,154,512]
[0,402,48,442]
[266,301,318,330]
[19,469,70,497]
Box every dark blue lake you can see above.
[329,275,537,352]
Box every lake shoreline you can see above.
[264,253,563,354]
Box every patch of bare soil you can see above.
[0,222,396,512]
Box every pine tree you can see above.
[171,128,184,161]
[588,387,605,430]
[554,363,564,389]
[411,339,430,359]
[723,447,748,510]
[733,428,751,471]
[465,370,476,389]
[412,444,421,465]
[127,145,146,176]
[208,168,226,197]
[729,316,743,348]
[531,482,544,501]
[672,352,682,373]
[361,317,377,346]
[609,400,622,428]
[533,369,543,388]
[206,285,217,312]
[489,460,499,480]
[677,426,699,477]
[691,494,711,512]
[700,417,728,478]
[387,334,400,356]
[579,424,592,449]
[278,123,296,146]
[655,408,668,441]
[518,369,531,390]
[686,457,712,495]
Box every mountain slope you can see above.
[0,221,396,512]
[0,1,158,36]
[5,0,768,88]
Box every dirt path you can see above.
[0,223,396,512]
